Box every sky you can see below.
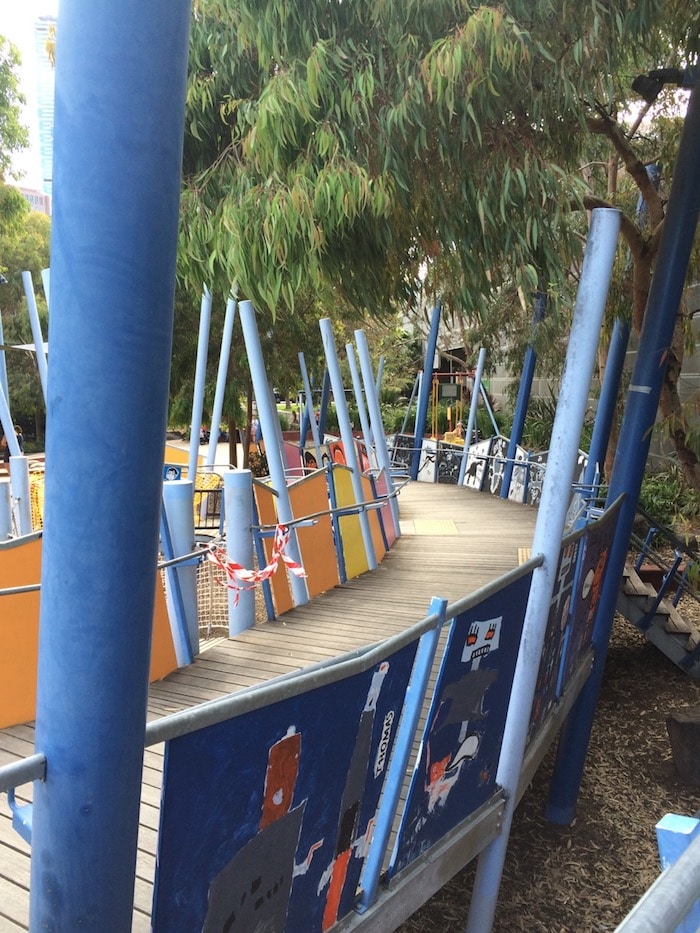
[1,0,59,187]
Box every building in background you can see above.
[33,15,55,198]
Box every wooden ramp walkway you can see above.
[0,482,538,930]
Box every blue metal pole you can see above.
[346,343,375,468]
[223,469,255,634]
[239,299,309,606]
[162,479,198,661]
[318,367,331,437]
[582,316,631,493]
[188,287,212,480]
[22,271,49,404]
[355,328,401,535]
[467,208,621,933]
[411,301,441,480]
[320,318,377,570]
[457,347,487,485]
[500,292,547,498]
[206,295,237,466]
[29,1,191,929]
[298,352,323,466]
[547,83,700,826]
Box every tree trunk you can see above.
[658,314,700,490]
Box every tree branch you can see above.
[582,195,645,258]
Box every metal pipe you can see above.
[238,299,309,606]
[355,328,401,534]
[206,294,237,465]
[223,469,255,634]
[411,301,441,479]
[320,318,377,569]
[458,347,487,485]
[162,479,198,662]
[188,287,212,480]
[29,1,192,927]
[547,82,700,827]
[298,351,323,466]
[22,271,49,403]
[467,208,621,933]
[501,291,547,498]
[346,342,375,469]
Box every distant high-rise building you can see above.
[33,16,55,199]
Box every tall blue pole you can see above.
[411,300,441,480]
[318,367,331,437]
[206,294,237,466]
[500,292,547,498]
[582,316,630,492]
[547,83,700,825]
[467,208,621,933]
[188,287,212,480]
[29,2,191,929]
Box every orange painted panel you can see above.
[288,472,339,597]
[331,467,370,579]
[0,537,41,728]
[0,536,178,728]
[253,482,293,616]
[150,577,179,681]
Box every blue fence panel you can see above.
[389,571,532,875]
[152,642,418,932]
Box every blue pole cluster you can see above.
[547,83,700,825]
[29,1,192,928]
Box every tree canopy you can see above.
[0,36,29,183]
[178,0,685,322]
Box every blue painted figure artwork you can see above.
[389,572,531,875]
[152,643,417,932]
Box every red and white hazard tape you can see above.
[208,524,306,603]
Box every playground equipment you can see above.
[0,3,698,927]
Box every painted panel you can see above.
[390,434,415,474]
[525,451,547,507]
[331,466,370,579]
[484,435,509,496]
[461,437,492,491]
[507,445,529,503]
[253,482,294,616]
[371,470,397,548]
[528,537,581,740]
[153,643,418,932]
[390,572,532,875]
[282,441,305,478]
[288,472,340,598]
[0,536,177,729]
[436,441,463,485]
[361,473,387,563]
[417,439,437,483]
[560,504,619,688]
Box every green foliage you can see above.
[0,37,28,181]
[0,203,50,438]
[639,463,700,532]
[179,0,671,321]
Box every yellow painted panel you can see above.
[289,472,339,597]
[253,483,293,616]
[332,466,370,579]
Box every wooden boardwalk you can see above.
[0,482,538,930]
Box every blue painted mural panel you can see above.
[389,572,532,875]
[561,506,618,687]
[152,642,418,932]
[528,537,581,739]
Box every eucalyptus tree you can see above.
[0,35,28,183]
[179,0,670,318]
